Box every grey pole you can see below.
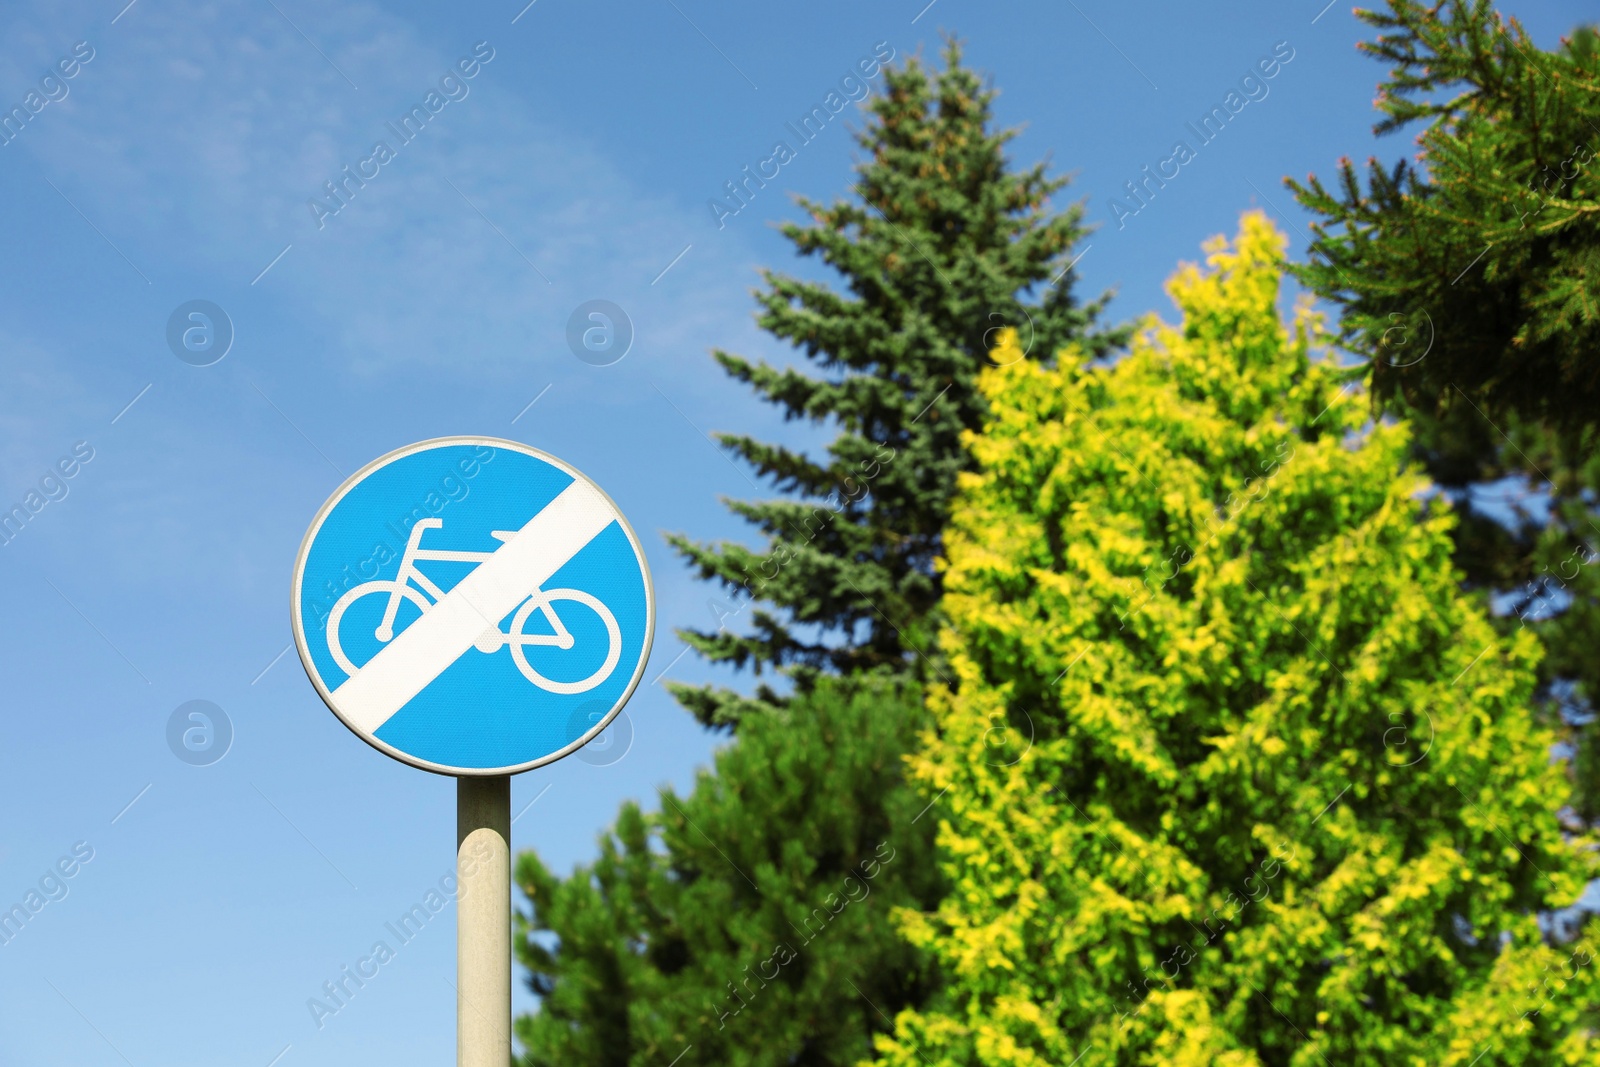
[457,775,511,1067]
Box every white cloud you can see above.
[11,0,762,386]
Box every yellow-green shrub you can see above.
[876,214,1598,1066]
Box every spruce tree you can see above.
[1290,0,1600,816]
[877,216,1600,1066]
[668,38,1124,727]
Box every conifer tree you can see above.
[668,39,1123,727]
[1290,0,1600,815]
[514,677,942,1067]
[877,216,1599,1066]
[1288,0,1600,429]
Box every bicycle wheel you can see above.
[508,589,622,694]
[328,581,432,677]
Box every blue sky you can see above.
[0,1,1588,1064]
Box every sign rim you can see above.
[290,435,655,777]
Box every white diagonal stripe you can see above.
[332,480,614,733]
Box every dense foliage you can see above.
[876,216,1599,1066]
[514,677,940,1067]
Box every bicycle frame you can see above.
[379,518,495,638]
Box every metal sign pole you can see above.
[457,775,511,1067]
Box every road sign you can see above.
[291,436,654,776]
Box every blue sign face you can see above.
[291,438,654,775]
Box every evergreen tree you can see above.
[514,43,1122,1066]
[514,676,942,1067]
[877,216,1600,1066]
[1288,0,1600,429]
[668,38,1124,727]
[1289,0,1600,816]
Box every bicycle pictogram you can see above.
[327,518,621,694]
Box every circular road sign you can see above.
[291,437,654,776]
